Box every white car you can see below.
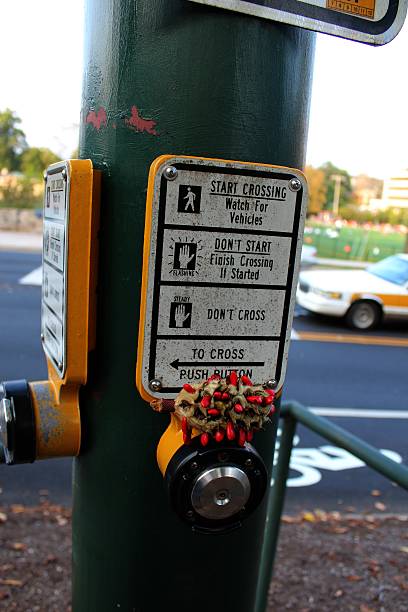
[300,245,317,265]
[296,253,408,330]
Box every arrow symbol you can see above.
[170,359,265,370]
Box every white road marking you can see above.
[309,407,408,419]
[19,266,42,286]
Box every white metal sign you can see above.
[41,164,69,376]
[188,0,408,45]
[137,156,308,399]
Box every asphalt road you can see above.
[0,251,407,513]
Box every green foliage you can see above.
[21,147,60,178]
[0,109,27,172]
[0,177,42,209]
[340,204,408,226]
[304,165,327,215]
[318,161,353,210]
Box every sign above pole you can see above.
[188,0,408,45]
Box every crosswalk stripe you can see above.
[295,330,408,348]
[19,266,42,286]
[310,407,408,419]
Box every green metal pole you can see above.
[254,414,297,612]
[72,2,315,610]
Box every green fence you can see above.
[304,225,405,262]
[254,401,408,612]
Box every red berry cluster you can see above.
[175,373,275,447]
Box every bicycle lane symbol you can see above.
[272,429,403,488]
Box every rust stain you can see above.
[34,384,61,445]
[125,106,158,135]
[86,107,107,130]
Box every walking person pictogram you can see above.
[177,185,201,213]
[183,186,196,212]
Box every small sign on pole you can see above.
[188,0,408,45]
[42,165,69,376]
[136,156,308,400]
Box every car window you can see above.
[368,256,408,287]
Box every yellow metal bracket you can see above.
[29,159,100,459]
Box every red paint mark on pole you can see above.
[125,106,158,135]
[85,108,107,130]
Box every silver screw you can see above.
[164,166,177,181]
[289,178,301,192]
[149,378,162,392]
[190,461,199,471]
[61,168,67,181]
[58,361,63,371]
[43,171,48,181]
[245,458,253,467]
[265,379,277,389]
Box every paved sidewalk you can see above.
[0,231,42,252]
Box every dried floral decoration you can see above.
[175,373,275,447]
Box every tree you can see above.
[21,147,60,178]
[0,176,41,210]
[304,165,327,215]
[318,161,353,212]
[0,109,27,172]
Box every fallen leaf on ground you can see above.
[334,590,343,598]
[367,560,381,576]
[0,590,9,601]
[11,543,26,551]
[360,605,375,612]
[10,505,25,514]
[346,575,363,582]
[302,512,316,522]
[374,502,386,512]
[371,489,381,497]
[0,579,23,587]
[332,527,349,534]
[282,516,300,524]
[394,575,408,590]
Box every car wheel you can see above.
[345,300,382,331]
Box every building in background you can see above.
[351,174,383,207]
[370,168,408,210]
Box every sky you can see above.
[1,0,408,180]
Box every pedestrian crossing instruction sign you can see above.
[188,0,408,45]
[41,160,99,382]
[136,155,308,401]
